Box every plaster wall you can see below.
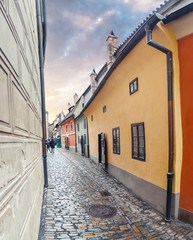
[0,1,44,239]
[84,24,182,208]
[75,115,88,156]
[61,117,76,148]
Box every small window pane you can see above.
[132,126,137,136]
[134,80,137,91]
[133,136,138,147]
[139,136,144,147]
[139,147,145,158]
[130,83,134,93]
[138,125,144,136]
[133,147,138,157]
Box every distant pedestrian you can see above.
[50,138,55,153]
[46,139,50,152]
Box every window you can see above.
[84,118,87,129]
[131,122,145,161]
[112,127,120,154]
[62,126,64,134]
[82,103,84,108]
[91,115,93,122]
[66,124,68,133]
[84,134,86,144]
[103,105,106,113]
[78,136,80,144]
[129,78,138,95]
[71,121,73,132]
[77,123,79,132]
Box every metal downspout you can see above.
[42,0,47,63]
[145,21,174,222]
[36,0,48,187]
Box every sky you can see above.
[45,0,163,122]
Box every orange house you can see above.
[60,106,76,151]
[178,33,193,225]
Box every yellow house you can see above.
[83,1,193,224]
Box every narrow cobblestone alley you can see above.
[38,149,193,240]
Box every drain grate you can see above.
[99,190,111,196]
[86,204,116,218]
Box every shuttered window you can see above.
[112,127,120,154]
[131,122,145,161]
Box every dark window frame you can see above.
[77,123,79,132]
[112,127,120,155]
[66,124,68,133]
[129,77,138,95]
[131,122,145,161]
[103,105,106,113]
[70,121,73,132]
[84,118,87,129]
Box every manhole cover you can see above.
[86,204,116,218]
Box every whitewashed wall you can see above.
[0,0,44,239]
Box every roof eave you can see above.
[162,2,193,24]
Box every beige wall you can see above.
[0,1,44,239]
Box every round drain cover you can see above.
[86,204,116,218]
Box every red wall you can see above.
[178,33,193,213]
[61,117,76,147]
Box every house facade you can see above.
[60,106,76,151]
[0,0,46,239]
[83,1,193,225]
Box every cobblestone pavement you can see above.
[38,149,193,240]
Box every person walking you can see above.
[50,138,55,153]
[46,139,50,152]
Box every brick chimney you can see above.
[67,102,71,112]
[73,93,78,105]
[90,69,97,95]
[106,30,118,69]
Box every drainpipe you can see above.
[145,18,174,222]
[42,0,47,63]
[36,0,48,187]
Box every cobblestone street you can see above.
[38,149,193,240]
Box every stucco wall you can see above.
[61,117,76,148]
[75,115,88,156]
[0,1,44,239]
[178,33,193,216]
[84,24,182,214]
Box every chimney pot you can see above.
[90,69,97,95]
[73,93,78,105]
[106,30,118,69]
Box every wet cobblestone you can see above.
[38,149,193,239]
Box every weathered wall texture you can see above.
[0,1,44,239]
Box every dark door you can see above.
[98,133,101,164]
[101,133,107,170]
[98,133,107,170]
[81,135,84,155]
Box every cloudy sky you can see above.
[45,0,163,122]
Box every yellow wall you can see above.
[84,24,182,193]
